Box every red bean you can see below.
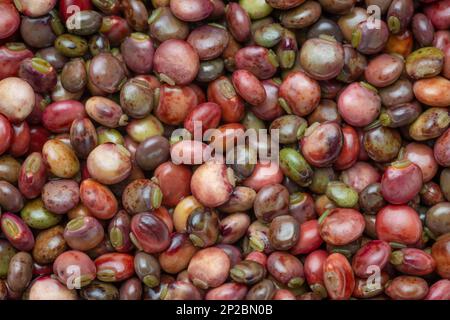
[319,208,365,246]
[352,240,391,278]
[385,276,429,300]
[381,160,423,204]
[42,100,86,133]
[323,253,355,300]
[278,71,320,117]
[376,205,423,245]
[290,220,323,255]
[304,250,328,297]
[153,40,200,85]
[390,248,436,276]
[231,69,266,106]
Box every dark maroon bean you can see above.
[226,3,251,43]
[337,45,367,83]
[280,1,322,29]
[20,15,56,49]
[134,252,160,288]
[307,18,343,42]
[0,181,24,213]
[269,215,299,251]
[387,0,414,35]
[148,7,189,42]
[186,207,220,248]
[425,202,450,237]
[19,57,57,93]
[229,260,265,286]
[130,213,170,254]
[135,136,170,171]
[7,252,33,293]
[254,184,289,223]
[70,118,98,159]
[301,122,343,168]
[89,53,125,94]
[122,0,149,32]
[100,15,131,46]
[412,13,435,47]
[300,37,344,81]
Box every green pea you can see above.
[197,58,224,83]
[126,115,164,143]
[55,34,88,58]
[254,23,284,48]
[276,29,297,69]
[326,181,359,208]
[309,167,337,194]
[21,198,62,230]
[239,0,273,20]
[0,240,16,278]
[89,34,110,56]
[409,107,450,141]
[97,127,125,145]
[279,148,313,187]
[405,47,444,80]
[242,111,266,131]
[441,169,450,202]
[49,10,65,36]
